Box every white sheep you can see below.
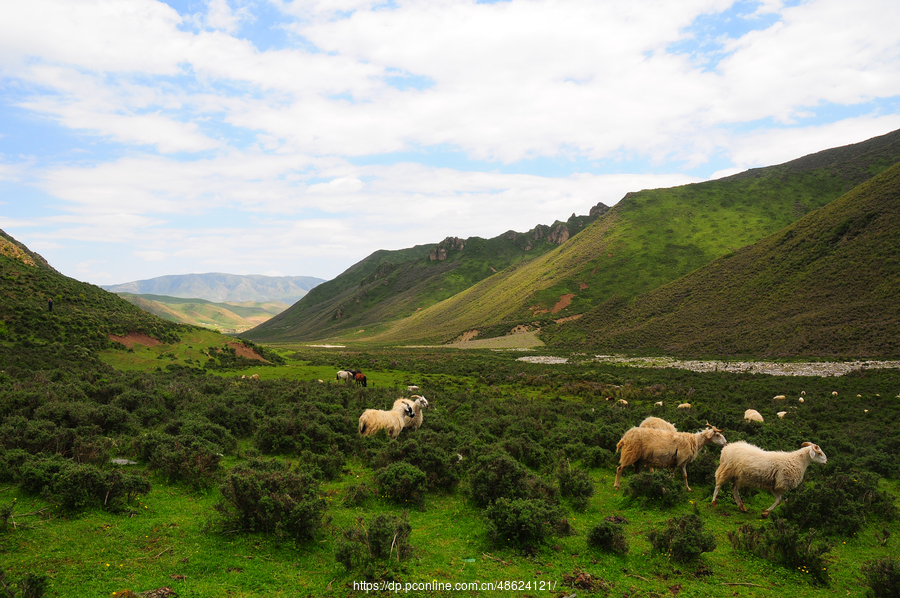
[358,400,416,439]
[743,409,764,423]
[614,423,727,491]
[397,395,429,431]
[711,441,827,517]
[407,385,420,392]
[654,401,664,407]
[677,403,692,410]
[639,416,677,432]
[617,399,628,406]
[777,411,787,419]
[798,397,804,403]
[773,395,786,400]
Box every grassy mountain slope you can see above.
[544,161,900,358]
[244,210,605,342]
[0,231,187,371]
[361,128,900,344]
[102,272,325,304]
[116,293,289,333]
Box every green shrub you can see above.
[583,446,616,468]
[335,512,413,580]
[728,517,831,586]
[781,469,896,536]
[647,514,716,563]
[374,462,427,506]
[484,498,565,550]
[52,464,151,512]
[134,431,222,489]
[0,568,47,598]
[343,484,373,507]
[862,557,900,598]
[626,469,683,508]
[467,450,530,507]
[557,461,594,511]
[214,459,326,542]
[586,519,628,555]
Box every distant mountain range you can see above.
[243,128,900,357]
[102,273,325,305]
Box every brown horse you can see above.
[355,372,367,387]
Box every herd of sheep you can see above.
[352,372,827,518]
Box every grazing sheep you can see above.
[654,401,664,407]
[677,403,692,410]
[250,374,259,380]
[614,423,727,491]
[832,391,838,396]
[396,395,429,431]
[640,416,677,432]
[777,411,787,419]
[773,395,786,400]
[743,409,764,423]
[711,441,827,517]
[358,400,415,439]
[407,385,420,392]
[617,399,628,406]
[798,397,804,403]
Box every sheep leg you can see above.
[761,492,783,518]
[731,483,746,512]
[614,465,625,490]
[711,484,721,506]
[681,464,692,492]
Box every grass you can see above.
[4,342,900,596]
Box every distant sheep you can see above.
[798,397,804,403]
[358,400,415,439]
[711,441,827,517]
[654,401,664,407]
[407,385,420,392]
[615,423,727,491]
[250,374,259,380]
[617,399,628,406]
[743,409,764,423]
[773,395,786,400]
[832,391,838,396]
[639,416,677,432]
[777,411,787,419]
[677,403,691,410]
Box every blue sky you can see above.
[2,0,900,285]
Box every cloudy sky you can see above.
[2,0,900,286]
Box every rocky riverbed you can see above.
[516,354,900,377]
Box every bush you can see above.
[484,498,565,550]
[0,568,47,598]
[647,514,716,563]
[862,557,900,598]
[626,470,683,508]
[558,461,594,511]
[728,517,831,586]
[374,462,427,507]
[781,469,896,536]
[586,520,628,555]
[134,432,222,489]
[52,464,151,512]
[343,484,373,507]
[214,459,326,542]
[467,450,530,507]
[335,512,413,580]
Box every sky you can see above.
[2,0,900,286]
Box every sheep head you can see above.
[702,422,727,446]
[411,395,429,409]
[800,442,827,464]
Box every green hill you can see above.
[243,208,607,342]
[543,161,900,358]
[116,293,289,333]
[356,128,900,344]
[0,230,188,370]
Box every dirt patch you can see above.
[554,314,583,324]
[227,341,268,362]
[551,293,575,314]
[579,282,588,290]
[109,333,162,348]
[455,329,480,343]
